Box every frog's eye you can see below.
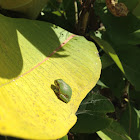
[54,80,59,87]
[54,80,57,85]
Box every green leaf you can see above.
[0,0,48,19]
[118,45,140,91]
[97,80,108,88]
[38,11,68,29]
[71,92,114,133]
[127,29,140,45]
[122,0,139,12]
[94,3,140,46]
[130,90,140,109]
[132,0,140,18]
[120,106,140,140]
[93,3,140,91]
[39,0,76,31]
[100,64,125,97]
[57,0,76,31]
[0,14,101,139]
[90,31,124,73]
[97,121,132,140]
[59,135,68,140]
[100,53,114,69]
[63,0,76,25]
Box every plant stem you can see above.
[123,80,131,136]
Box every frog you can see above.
[54,79,72,103]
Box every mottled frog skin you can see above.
[54,79,72,103]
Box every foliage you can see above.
[0,0,140,140]
[0,14,101,139]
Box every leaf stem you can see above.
[123,80,131,136]
[74,0,79,24]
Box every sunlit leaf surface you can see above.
[0,15,101,139]
[97,121,132,140]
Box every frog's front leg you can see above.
[54,88,59,94]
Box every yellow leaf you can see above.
[0,15,101,139]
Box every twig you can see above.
[74,0,79,24]
[123,80,131,136]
